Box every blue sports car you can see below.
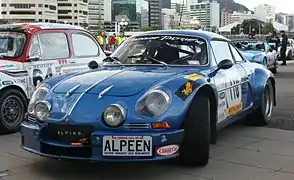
[233,40,278,74]
[21,30,276,167]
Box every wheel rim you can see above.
[0,95,24,128]
[264,86,273,118]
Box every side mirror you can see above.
[208,59,233,78]
[27,55,40,61]
[217,59,233,70]
[88,61,99,69]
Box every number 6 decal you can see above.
[33,69,43,87]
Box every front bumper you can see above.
[20,121,184,162]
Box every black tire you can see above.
[178,95,210,166]
[0,89,27,134]
[245,80,274,126]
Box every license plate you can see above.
[102,136,152,157]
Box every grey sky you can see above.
[235,0,294,14]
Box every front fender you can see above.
[251,68,275,108]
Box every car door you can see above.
[25,31,71,97]
[64,31,107,74]
[210,40,250,123]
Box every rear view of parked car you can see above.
[0,23,106,133]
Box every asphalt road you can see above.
[1,62,294,180]
[268,61,294,130]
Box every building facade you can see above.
[88,0,104,30]
[57,0,89,26]
[162,0,171,8]
[190,1,220,29]
[146,0,161,27]
[254,4,275,22]
[230,11,254,23]
[220,7,231,27]
[0,0,58,23]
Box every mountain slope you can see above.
[218,0,249,11]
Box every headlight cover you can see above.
[103,104,126,127]
[28,84,50,115]
[34,101,51,121]
[253,54,262,60]
[136,88,172,117]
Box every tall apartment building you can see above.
[0,0,58,23]
[190,1,220,29]
[220,7,231,27]
[57,0,88,26]
[231,11,254,23]
[88,0,104,29]
[254,4,275,22]
[146,0,161,27]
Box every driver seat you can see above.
[155,45,179,63]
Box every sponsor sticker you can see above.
[175,81,196,101]
[184,73,203,81]
[156,145,179,156]
[227,103,243,116]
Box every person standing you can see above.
[280,30,288,66]
[97,31,108,50]
[266,31,280,51]
[116,31,127,47]
[109,33,117,51]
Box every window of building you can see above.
[72,33,99,57]
[1,12,6,14]
[1,4,6,7]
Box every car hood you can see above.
[240,50,262,59]
[53,66,189,96]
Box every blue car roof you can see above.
[133,30,229,42]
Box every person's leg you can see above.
[281,50,287,65]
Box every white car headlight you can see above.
[136,88,172,117]
[34,101,51,121]
[28,84,50,115]
[253,54,262,60]
[103,104,126,127]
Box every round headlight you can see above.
[34,101,51,121]
[28,86,49,114]
[145,90,171,117]
[103,104,126,127]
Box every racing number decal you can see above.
[33,67,53,87]
[226,78,243,117]
[229,80,240,102]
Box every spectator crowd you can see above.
[96,31,127,52]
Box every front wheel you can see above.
[245,80,274,126]
[0,89,27,134]
[178,95,210,166]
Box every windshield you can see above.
[0,31,26,58]
[233,41,265,51]
[110,35,208,66]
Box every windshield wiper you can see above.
[128,54,168,66]
[103,56,122,65]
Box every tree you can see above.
[241,19,263,35]
[262,22,275,34]
[231,24,241,35]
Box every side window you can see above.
[210,41,234,64]
[229,44,244,62]
[29,35,41,57]
[38,32,70,60]
[72,33,99,57]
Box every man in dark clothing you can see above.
[280,30,288,66]
[266,31,280,51]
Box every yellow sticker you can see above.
[227,103,243,116]
[184,74,203,81]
